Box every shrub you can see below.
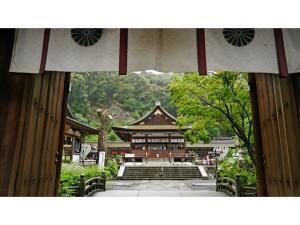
[107,131,119,141]
[59,156,120,196]
[59,164,103,197]
[114,155,122,165]
[218,148,256,187]
[105,158,118,179]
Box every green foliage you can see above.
[69,72,177,128]
[114,155,122,165]
[69,74,90,117]
[105,158,118,178]
[219,164,256,187]
[107,130,119,141]
[169,71,255,163]
[85,135,98,142]
[218,149,256,187]
[59,164,103,197]
[74,113,89,124]
[58,157,119,196]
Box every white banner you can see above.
[282,29,300,74]
[9,28,300,75]
[10,29,44,73]
[205,29,279,74]
[98,151,106,169]
[127,29,198,72]
[46,29,120,72]
[9,29,199,74]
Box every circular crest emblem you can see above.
[223,29,255,47]
[71,28,103,47]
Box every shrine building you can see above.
[112,101,190,162]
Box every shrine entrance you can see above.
[1,29,300,196]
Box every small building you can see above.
[63,105,98,162]
[112,101,190,162]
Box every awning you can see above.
[9,28,300,76]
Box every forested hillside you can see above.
[69,71,177,128]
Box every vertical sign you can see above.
[98,151,106,169]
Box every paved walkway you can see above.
[91,180,228,197]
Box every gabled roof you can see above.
[131,101,176,125]
[67,104,75,119]
[112,102,191,142]
[65,104,98,135]
[66,117,98,135]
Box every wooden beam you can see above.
[54,72,70,196]
[39,29,51,74]
[119,28,128,75]
[274,29,288,78]
[196,28,207,75]
[249,74,267,196]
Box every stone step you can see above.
[121,166,202,180]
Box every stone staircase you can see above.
[120,166,202,180]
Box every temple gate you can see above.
[1,28,300,196]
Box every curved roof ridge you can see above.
[131,103,176,125]
[66,117,98,134]
[67,104,75,119]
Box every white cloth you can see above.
[10,29,44,73]
[205,29,279,74]
[9,28,300,75]
[127,29,161,72]
[127,29,198,72]
[46,29,120,72]
[282,29,300,74]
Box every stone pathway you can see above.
[91,180,228,197]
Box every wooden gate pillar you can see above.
[249,74,267,196]
[0,29,70,196]
[253,73,300,196]
[0,29,29,196]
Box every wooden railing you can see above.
[216,174,257,197]
[216,176,237,196]
[79,172,106,196]
[61,172,106,197]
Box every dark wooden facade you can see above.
[112,102,189,161]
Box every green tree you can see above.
[69,74,89,117]
[70,72,177,127]
[107,130,119,141]
[169,72,254,164]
